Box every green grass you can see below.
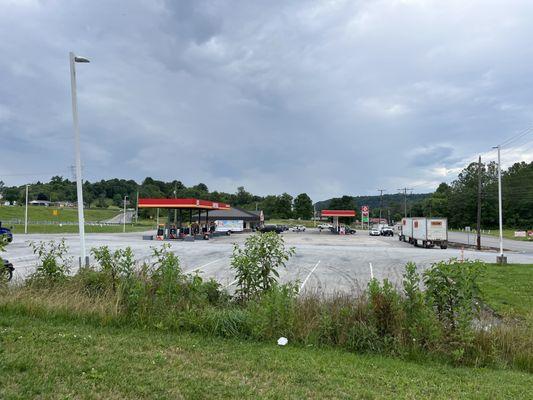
[450,228,533,241]
[479,263,533,319]
[0,205,119,223]
[7,223,154,234]
[1,310,532,399]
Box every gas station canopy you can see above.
[138,198,230,210]
[320,210,356,217]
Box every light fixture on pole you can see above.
[492,145,506,264]
[123,195,128,233]
[69,51,90,267]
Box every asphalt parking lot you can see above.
[6,229,533,294]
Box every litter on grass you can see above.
[277,337,288,346]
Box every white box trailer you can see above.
[399,218,413,242]
[400,217,448,249]
[412,218,448,249]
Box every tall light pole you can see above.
[24,184,29,234]
[123,195,128,233]
[69,51,90,267]
[493,145,506,264]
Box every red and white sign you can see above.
[361,205,369,213]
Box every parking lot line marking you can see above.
[299,260,321,292]
[369,262,374,279]
[224,278,238,288]
[184,258,223,274]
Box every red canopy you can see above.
[321,210,356,217]
[138,198,230,210]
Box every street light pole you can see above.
[24,184,29,234]
[123,195,128,233]
[69,51,90,267]
[493,145,506,264]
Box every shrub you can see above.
[402,262,441,349]
[28,240,71,284]
[248,283,298,340]
[91,246,136,292]
[231,232,295,302]
[423,259,486,362]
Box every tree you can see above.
[293,193,313,219]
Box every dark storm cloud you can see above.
[1,0,533,201]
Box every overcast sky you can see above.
[1,0,533,201]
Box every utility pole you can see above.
[397,188,412,219]
[493,145,506,264]
[476,156,482,251]
[24,184,29,234]
[377,189,386,227]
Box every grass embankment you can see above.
[7,222,154,234]
[0,205,119,222]
[0,205,155,234]
[1,311,532,399]
[479,263,533,320]
[451,228,532,242]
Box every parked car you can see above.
[0,222,13,245]
[291,225,306,232]
[1,258,14,281]
[317,223,332,230]
[380,226,394,236]
[259,225,284,234]
[345,226,357,234]
[369,228,381,236]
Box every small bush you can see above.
[28,240,71,284]
[231,232,295,302]
[423,259,486,362]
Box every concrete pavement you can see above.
[5,229,533,295]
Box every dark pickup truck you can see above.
[258,224,284,234]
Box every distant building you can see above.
[206,207,263,231]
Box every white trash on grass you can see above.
[277,337,288,346]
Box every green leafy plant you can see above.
[91,246,136,292]
[402,262,441,349]
[28,240,71,283]
[423,259,486,361]
[231,232,295,302]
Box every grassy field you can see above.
[451,228,533,242]
[7,223,154,234]
[479,263,533,319]
[1,310,532,400]
[0,205,119,223]
[0,205,159,234]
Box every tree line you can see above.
[1,160,531,227]
[0,177,314,220]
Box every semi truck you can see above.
[400,217,448,249]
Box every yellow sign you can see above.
[52,210,59,216]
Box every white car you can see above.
[369,228,381,236]
[317,224,332,230]
[291,225,306,232]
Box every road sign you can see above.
[52,210,59,216]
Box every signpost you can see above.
[361,206,369,229]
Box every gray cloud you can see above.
[1,0,533,201]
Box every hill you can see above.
[315,193,432,213]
